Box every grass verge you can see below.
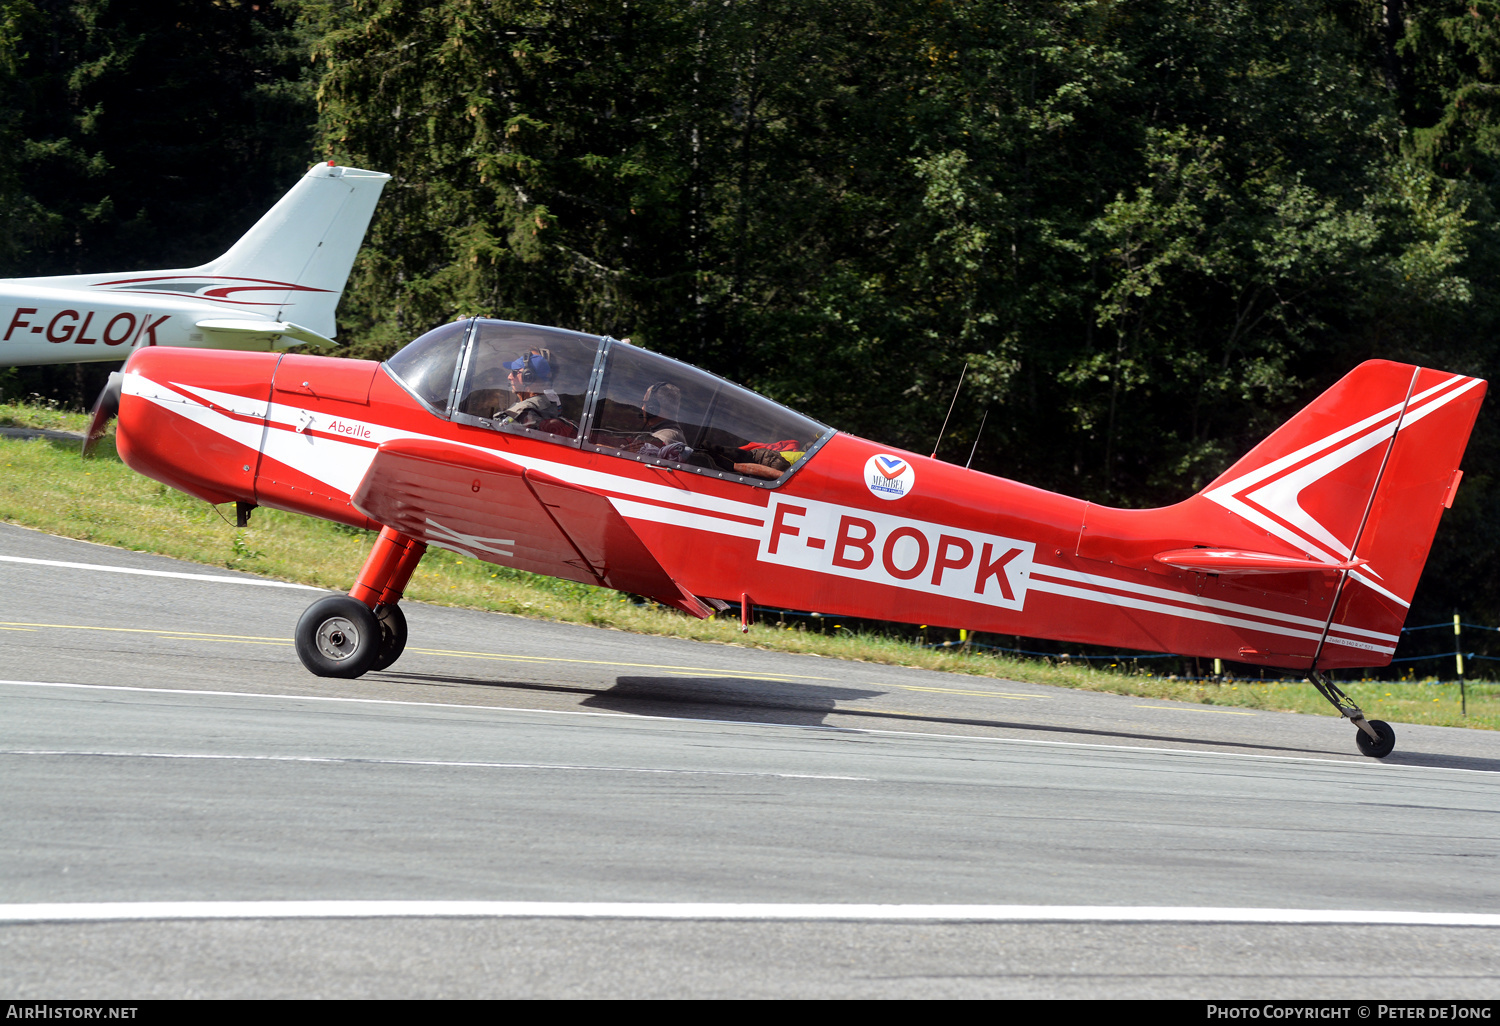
[0,401,1494,731]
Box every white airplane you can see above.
[0,162,389,366]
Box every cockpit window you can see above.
[384,320,468,412]
[386,320,830,484]
[588,341,827,482]
[453,321,600,441]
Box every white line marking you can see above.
[2,901,1498,926]
[0,555,321,590]
[0,750,866,782]
[1,678,1493,777]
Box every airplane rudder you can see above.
[1316,367,1485,666]
[286,166,390,294]
[1346,367,1487,606]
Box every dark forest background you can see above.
[4,0,1499,660]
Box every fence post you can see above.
[1455,612,1467,716]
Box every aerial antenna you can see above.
[930,362,968,460]
[965,407,989,469]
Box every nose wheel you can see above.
[295,596,380,678]
[295,526,425,679]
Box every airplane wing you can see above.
[349,438,715,618]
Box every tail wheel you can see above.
[295,596,380,678]
[370,604,408,671]
[1355,719,1396,759]
[1309,672,1397,758]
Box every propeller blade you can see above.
[83,371,123,457]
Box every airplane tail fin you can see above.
[202,163,390,337]
[1198,360,1486,666]
[3,162,388,349]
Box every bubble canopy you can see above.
[384,318,832,485]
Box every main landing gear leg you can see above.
[1307,669,1395,759]
[294,526,427,679]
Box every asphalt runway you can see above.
[2,521,1499,998]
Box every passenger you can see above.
[497,348,562,428]
[596,380,688,458]
[638,381,685,450]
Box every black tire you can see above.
[1355,719,1396,759]
[370,603,408,671]
[295,596,380,679]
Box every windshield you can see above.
[383,320,468,411]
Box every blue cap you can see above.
[502,351,552,380]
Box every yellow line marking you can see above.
[0,621,281,642]
[155,637,291,647]
[877,684,1043,700]
[0,621,832,681]
[1133,704,1256,716]
[402,646,832,680]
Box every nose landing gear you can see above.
[294,525,425,678]
[372,602,408,671]
[295,596,381,677]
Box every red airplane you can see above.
[90,318,1487,757]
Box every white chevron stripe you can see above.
[1205,372,1474,597]
[610,497,764,540]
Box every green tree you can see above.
[1,0,318,277]
[305,0,1496,635]
[0,0,318,403]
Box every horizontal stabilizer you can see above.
[1154,548,1366,575]
[195,318,336,350]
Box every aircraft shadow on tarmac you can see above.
[370,668,1500,770]
[373,669,880,727]
[582,676,882,727]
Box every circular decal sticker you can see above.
[865,453,915,500]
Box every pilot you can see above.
[497,349,562,427]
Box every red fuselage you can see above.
[113,334,1486,673]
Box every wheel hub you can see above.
[315,617,361,661]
